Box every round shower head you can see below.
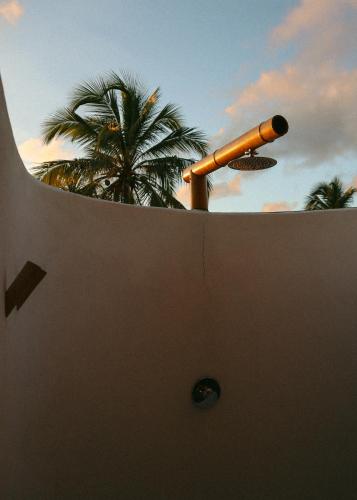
[228,150,277,171]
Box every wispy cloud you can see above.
[210,127,225,149]
[175,183,190,207]
[18,137,74,170]
[0,0,23,24]
[262,201,298,212]
[271,0,339,44]
[175,173,241,207]
[224,0,357,169]
[210,173,241,199]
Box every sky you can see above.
[1,0,357,212]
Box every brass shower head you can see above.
[228,149,277,171]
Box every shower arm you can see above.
[182,115,289,211]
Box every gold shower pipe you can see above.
[182,115,289,210]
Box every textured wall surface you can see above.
[1,78,356,499]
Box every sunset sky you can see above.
[1,0,357,212]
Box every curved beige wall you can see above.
[1,78,356,499]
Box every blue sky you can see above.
[1,0,357,212]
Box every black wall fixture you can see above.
[192,378,221,409]
[5,261,46,318]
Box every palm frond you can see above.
[136,156,193,193]
[338,186,356,208]
[33,157,114,187]
[135,103,184,156]
[129,87,161,150]
[41,108,100,146]
[305,177,356,210]
[138,126,208,161]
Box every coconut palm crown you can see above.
[304,177,356,210]
[34,73,208,208]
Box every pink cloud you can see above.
[0,0,23,24]
[271,0,338,43]
[175,183,190,207]
[175,173,241,207]
[223,0,357,169]
[18,137,74,170]
[262,201,297,213]
[211,174,241,199]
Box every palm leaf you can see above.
[305,177,356,210]
[138,127,208,161]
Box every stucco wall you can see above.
[1,78,356,499]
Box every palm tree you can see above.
[304,177,356,210]
[33,72,208,208]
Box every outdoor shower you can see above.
[182,115,289,210]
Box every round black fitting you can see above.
[192,378,221,409]
[272,115,289,135]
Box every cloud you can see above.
[175,183,190,207]
[271,0,339,44]
[262,201,298,212]
[0,0,23,24]
[209,127,225,149]
[18,138,74,169]
[210,173,241,199]
[175,173,241,207]
[224,0,357,170]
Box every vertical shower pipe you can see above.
[182,115,289,210]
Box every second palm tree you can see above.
[305,177,356,210]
